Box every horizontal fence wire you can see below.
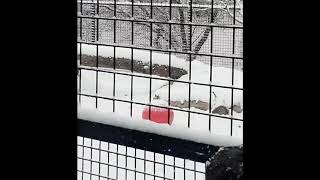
[77,0,243,179]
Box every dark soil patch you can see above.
[79,54,187,79]
[206,146,243,180]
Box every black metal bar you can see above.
[169,0,172,20]
[111,0,117,113]
[113,46,116,113]
[134,148,137,180]
[187,63,191,127]
[153,151,155,179]
[97,0,99,15]
[230,0,237,136]
[95,3,99,108]
[130,0,134,117]
[116,144,118,179]
[78,1,83,106]
[113,0,116,16]
[125,146,128,180]
[143,150,146,180]
[150,0,153,19]
[149,49,152,120]
[131,0,134,17]
[188,0,193,128]
[89,138,92,179]
[168,0,173,125]
[98,140,101,179]
[130,60,133,116]
[149,22,153,121]
[163,154,166,179]
[95,44,98,108]
[96,19,99,42]
[130,48,134,117]
[107,141,110,178]
[194,160,196,179]
[173,157,176,179]
[184,159,186,180]
[80,18,83,40]
[190,0,193,22]
[209,0,214,132]
[81,136,84,180]
[168,57,172,124]
[105,139,112,177]
[80,0,83,14]
[79,43,82,105]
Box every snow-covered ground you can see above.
[78,44,243,138]
[78,106,242,146]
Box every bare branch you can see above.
[191,26,206,45]
[220,0,243,24]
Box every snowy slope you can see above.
[79,68,167,103]
[154,66,243,106]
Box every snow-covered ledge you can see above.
[78,106,243,147]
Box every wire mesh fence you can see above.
[78,136,207,180]
[78,0,243,67]
[77,0,243,179]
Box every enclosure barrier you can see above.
[77,0,243,179]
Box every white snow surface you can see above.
[78,106,243,147]
[79,68,168,103]
[155,66,243,108]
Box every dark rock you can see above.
[170,100,209,111]
[206,146,243,180]
[212,106,229,115]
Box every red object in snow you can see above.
[142,106,174,125]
